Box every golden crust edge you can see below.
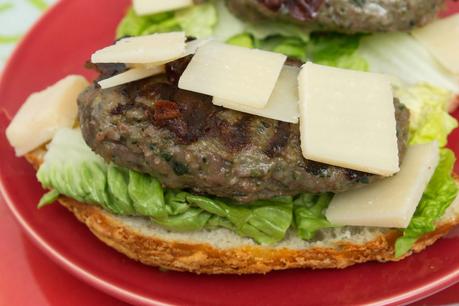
[25,148,459,274]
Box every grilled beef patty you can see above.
[78,59,409,203]
[226,0,445,33]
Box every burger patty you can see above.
[226,0,445,33]
[78,60,410,203]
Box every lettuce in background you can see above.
[116,3,217,39]
[225,31,368,70]
[307,32,368,71]
[116,1,368,69]
[358,32,459,94]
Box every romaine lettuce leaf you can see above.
[37,190,59,208]
[116,9,179,38]
[128,170,167,218]
[213,0,310,43]
[358,32,459,93]
[116,3,217,39]
[226,33,309,61]
[225,31,366,68]
[259,36,308,61]
[175,3,217,38]
[37,128,293,244]
[308,32,368,71]
[396,84,457,146]
[293,193,336,240]
[226,33,256,48]
[185,194,293,244]
[395,149,458,257]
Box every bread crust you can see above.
[26,149,459,274]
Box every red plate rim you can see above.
[1,1,459,305]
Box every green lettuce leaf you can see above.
[293,193,335,240]
[225,31,367,69]
[184,194,293,244]
[37,128,293,244]
[308,32,368,71]
[116,4,217,39]
[226,33,308,61]
[225,31,367,67]
[116,1,368,68]
[396,84,457,146]
[128,170,167,218]
[175,3,217,38]
[213,0,310,43]
[226,33,256,48]
[259,36,308,61]
[37,190,60,208]
[117,9,177,38]
[395,149,458,257]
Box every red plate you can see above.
[1,1,459,305]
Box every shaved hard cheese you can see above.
[326,142,439,228]
[412,14,459,75]
[213,66,300,123]
[185,38,212,56]
[298,62,399,176]
[128,39,211,69]
[91,32,186,64]
[98,66,164,89]
[6,75,88,156]
[133,0,193,16]
[178,41,287,109]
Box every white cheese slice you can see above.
[128,39,211,69]
[326,142,440,228]
[178,41,287,109]
[213,66,300,123]
[98,66,164,89]
[185,38,212,56]
[298,62,399,176]
[412,14,459,75]
[91,32,186,64]
[133,0,193,16]
[6,75,89,156]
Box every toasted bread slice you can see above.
[25,148,459,274]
